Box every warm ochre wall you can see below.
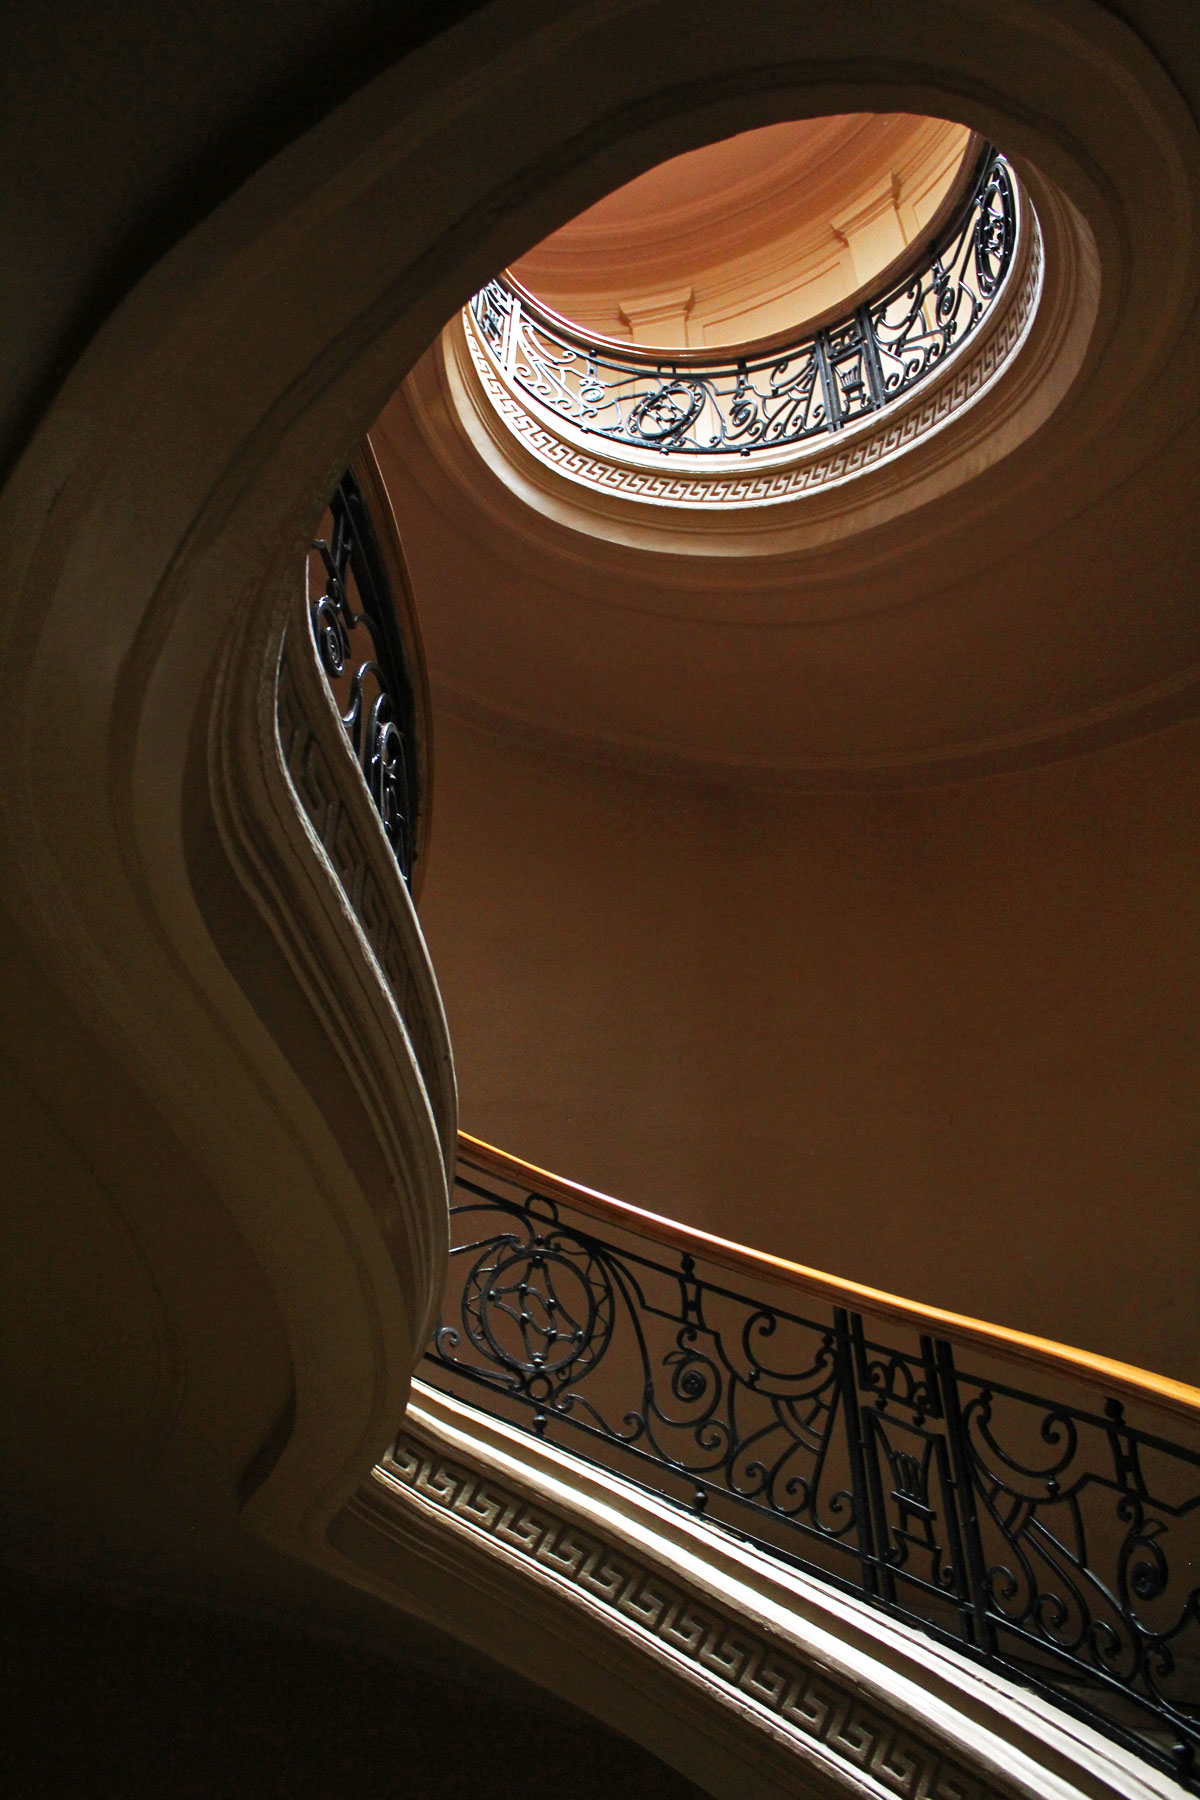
[509,114,970,350]
[420,713,1200,1383]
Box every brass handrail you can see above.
[459,1133,1200,1425]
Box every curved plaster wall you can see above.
[418,709,1200,1387]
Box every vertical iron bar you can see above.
[503,292,519,377]
[933,1337,996,1655]
[848,1311,900,1610]
[833,1307,884,1600]
[858,303,888,411]
[813,331,842,431]
[917,1332,977,1645]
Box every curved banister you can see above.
[458,1133,1200,1425]
[283,449,456,1169]
[427,1132,1200,1785]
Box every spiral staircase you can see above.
[3,3,1200,1795]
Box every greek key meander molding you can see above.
[465,226,1041,509]
[276,647,442,1119]
[383,1430,1008,1800]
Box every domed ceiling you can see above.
[371,111,1200,789]
[510,114,972,349]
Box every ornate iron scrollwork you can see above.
[469,144,1018,460]
[454,1211,616,1394]
[306,471,420,884]
[425,1162,1200,1788]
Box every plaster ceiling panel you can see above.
[509,113,972,348]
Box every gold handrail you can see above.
[458,1132,1200,1426]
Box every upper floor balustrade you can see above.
[467,143,1020,475]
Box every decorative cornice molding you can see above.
[382,1429,1003,1800]
[276,638,454,1164]
[339,1392,1180,1800]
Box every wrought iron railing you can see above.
[468,143,1017,460]
[306,467,421,884]
[423,1141,1200,1788]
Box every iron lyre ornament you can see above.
[425,1161,1200,1791]
[307,469,420,885]
[470,143,1018,460]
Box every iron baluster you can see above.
[812,330,843,433]
[934,1335,998,1656]
[501,289,518,376]
[833,1308,885,1600]
[1105,1395,1148,1497]
[856,301,890,410]
[847,1310,899,1608]
[307,470,420,885]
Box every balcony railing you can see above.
[281,446,453,1162]
[423,1137,1200,1789]
[468,143,1017,462]
[306,463,424,886]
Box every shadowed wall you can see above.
[420,711,1200,1383]
[1,1577,709,1800]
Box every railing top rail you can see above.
[458,1132,1200,1424]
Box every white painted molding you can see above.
[202,533,456,1556]
[329,1384,1188,1800]
[273,594,456,1175]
